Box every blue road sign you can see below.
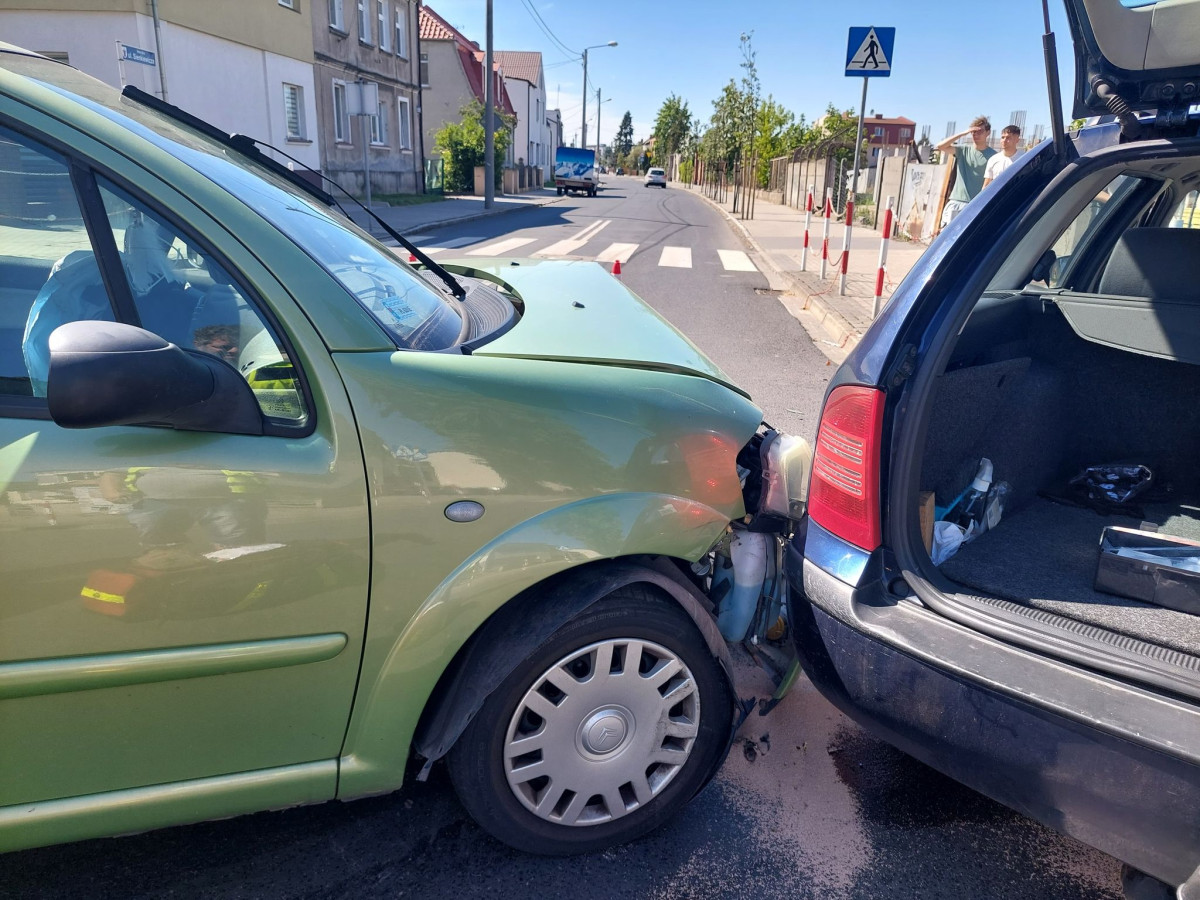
[845,27,894,77]
[119,43,156,66]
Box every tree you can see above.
[614,111,634,159]
[651,94,692,160]
[432,100,514,194]
[752,96,802,187]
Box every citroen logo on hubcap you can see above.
[580,707,633,757]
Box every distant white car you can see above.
[644,168,666,188]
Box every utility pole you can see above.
[484,0,494,208]
[595,87,601,161]
[580,42,616,150]
[580,48,589,150]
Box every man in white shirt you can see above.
[983,125,1022,188]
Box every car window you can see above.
[1,123,115,398]
[94,177,308,423]
[4,54,462,352]
[1043,174,1140,288]
[1171,190,1199,229]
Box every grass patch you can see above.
[374,193,446,207]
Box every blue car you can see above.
[787,2,1200,896]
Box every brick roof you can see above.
[419,5,476,46]
[470,50,516,115]
[492,51,542,86]
[847,113,916,126]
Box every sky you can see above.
[426,0,1080,149]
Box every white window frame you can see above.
[394,1,409,58]
[332,80,350,143]
[283,83,306,140]
[279,0,296,8]
[397,96,412,150]
[328,0,345,30]
[378,0,390,51]
[371,101,388,146]
[419,51,428,87]
[357,0,372,44]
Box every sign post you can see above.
[842,26,894,295]
[348,80,380,228]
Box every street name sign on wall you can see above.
[845,27,894,78]
[119,43,156,66]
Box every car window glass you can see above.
[1042,174,1138,288]
[95,177,308,423]
[11,58,462,352]
[1170,190,1199,229]
[1,124,115,398]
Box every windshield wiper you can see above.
[120,85,466,299]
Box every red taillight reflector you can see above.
[808,385,884,551]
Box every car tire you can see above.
[447,587,733,856]
[556,187,563,196]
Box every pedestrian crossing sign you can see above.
[845,27,895,77]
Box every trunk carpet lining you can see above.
[941,497,1200,656]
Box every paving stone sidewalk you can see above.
[688,183,931,357]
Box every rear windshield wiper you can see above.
[120,85,466,299]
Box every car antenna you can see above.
[1041,0,1068,160]
[119,85,466,299]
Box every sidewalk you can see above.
[347,187,565,238]
[691,184,930,358]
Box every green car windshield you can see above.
[5,52,462,351]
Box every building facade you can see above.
[314,0,422,197]
[493,50,548,169]
[418,4,513,170]
[861,113,917,163]
[0,0,321,170]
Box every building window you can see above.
[279,0,296,8]
[371,101,388,145]
[328,0,345,30]
[357,0,371,43]
[378,0,390,51]
[395,1,409,58]
[900,128,912,139]
[397,96,411,149]
[333,80,350,143]
[283,83,305,139]
[419,52,428,87]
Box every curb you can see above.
[380,194,567,239]
[689,187,862,353]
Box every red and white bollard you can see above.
[838,197,854,296]
[800,184,815,272]
[819,187,833,280]
[872,195,895,317]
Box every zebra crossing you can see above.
[410,230,759,274]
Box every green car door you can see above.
[0,112,371,841]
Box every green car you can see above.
[0,45,808,856]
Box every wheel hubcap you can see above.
[578,706,632,758]
[503,638,700,827]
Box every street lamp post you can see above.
[580,41,616,149]
[595,89,611,163]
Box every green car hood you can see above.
[445,258,750,399]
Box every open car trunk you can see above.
[920,289,1200,658]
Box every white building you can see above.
[493,50,549,168]
[0,1,321,170]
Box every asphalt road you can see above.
[0,177,1124,900]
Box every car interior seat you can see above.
[1097,227,1200,301]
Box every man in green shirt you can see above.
[936,116,996,229]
